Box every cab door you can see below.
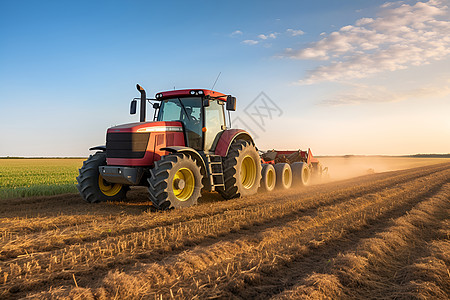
[204,100,226,151]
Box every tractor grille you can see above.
[106,132,150,159]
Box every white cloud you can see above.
[258,33,277,40]
[283,0,450,84]
[258,34,268,40]
[287,28,305,36]
[242,39,259,45]
[355,18,374,26]
[230,30,243,36]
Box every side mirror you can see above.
[226,95,236,111]
[130,99,137,115]
[203,99,210,107]
[153,103,159,109]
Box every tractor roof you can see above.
[155,89,227,101]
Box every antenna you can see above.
[211,72,221,90]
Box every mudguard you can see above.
[214,129,254,157]
[160,146,207,176]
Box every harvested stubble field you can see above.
[1,161,450,299]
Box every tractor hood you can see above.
[107,121,183,134]
[105,121,186,166]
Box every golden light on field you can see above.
[0,161,449,298]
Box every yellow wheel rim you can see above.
[240,155,257,189]
[267,168,275,189]
[172,168,195,201]
[284,168,291,185]
[98,175,123,197]
[303,168,310,183]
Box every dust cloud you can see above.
[318,156,450,181]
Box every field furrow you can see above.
[273,182,450,300]
[123,170,449,299]
[1,163,448,262]
[1,162,448,299]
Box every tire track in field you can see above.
[18,165,450,299]
[264,183,450,300]
[150,173,449,299]
[272,183,450,300]
[348,192,450,299]
[2,163,448,262]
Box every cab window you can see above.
[204,100,225,151]
[157,97,202,149]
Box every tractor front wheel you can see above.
[148,153,203,210]
[76,152,128,203]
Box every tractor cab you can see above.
[130,86,236,154]
[152,89,235,153]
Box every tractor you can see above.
[77,84,325,210]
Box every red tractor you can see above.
[77,85,325,209]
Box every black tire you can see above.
[219,140,262,199]
[274,163,292,190]
[76,152,128,203]
[148,153,203,210]
[259,163,276,193]
[292,162,311,186]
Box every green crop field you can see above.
[0,158,85,199]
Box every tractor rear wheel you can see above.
[259,163,276,192]
[274,163,292,190]
[292,162,311,186]
[76,152,128,203]
[148,153,203,210]
[219,140,262,199]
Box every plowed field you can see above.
[1,162,450,299]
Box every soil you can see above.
[1,162,449,299]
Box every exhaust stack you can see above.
[136,84,146,122]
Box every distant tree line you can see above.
[406,154,450,158]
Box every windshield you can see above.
[157,97,203,149]
[157,97,202,122]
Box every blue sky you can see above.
[1,0,449,156]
